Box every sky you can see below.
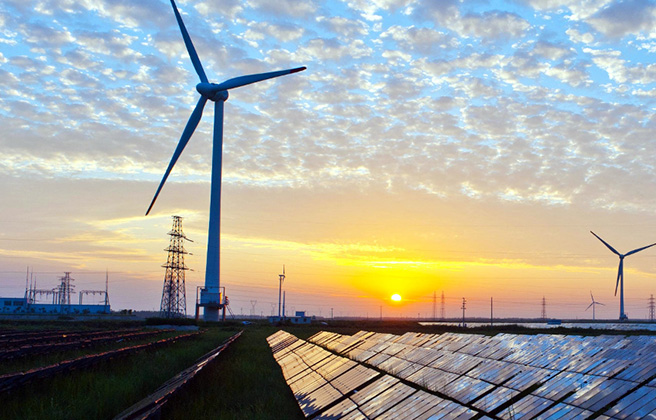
[2,0,656,320]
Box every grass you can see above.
[0,328,235,420]
[163,324,308,420]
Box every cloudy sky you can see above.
[2,0,656,320]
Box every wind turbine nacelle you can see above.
[196,83,229,102]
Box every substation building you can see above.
[0,272,110,315]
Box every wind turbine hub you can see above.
[196,83,229,102]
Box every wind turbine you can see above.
[590,231,656,321]
[278,265,285,319]
[585,291,604,321]
[146,0,306,321]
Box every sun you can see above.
[391,293,402,302]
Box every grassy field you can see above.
[163,324,309,420]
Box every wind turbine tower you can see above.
[591,231,656,321]
[145,0,306,321]
[586,291,604,321]
[278,265,285,319]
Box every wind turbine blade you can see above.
[590,291,594,302]
[625,241,656,256]
[215,67,306,91]
[146,96,207,215]
[590,231,621,256]
[598,302,605,306]
[615,259,623,296]
[586,302,593,311]
[170,0,208,83]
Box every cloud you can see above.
[245,0,318,18]
[587,0,656,38]
[316,16,369,40]
[532,40,574,60]
[298,37,373,62]
[458,11,531,41]
[381,25,456,55]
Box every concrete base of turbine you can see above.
[203,307,221,322]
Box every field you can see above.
[2,319,656,419]
[0,319,329,420]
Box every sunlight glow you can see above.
[391,293,402,302]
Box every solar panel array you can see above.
[269,330,656,419]
[267,330,482,419]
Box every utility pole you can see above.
[160,216,191,318]
[491,297,493,327]
[461,298,466,327]
[441,291,446,319]
[649,294,655,322]
[104,269,110,307]
[541,296,547,321]
[278,265,285,318]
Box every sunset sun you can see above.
[391,293,402,302]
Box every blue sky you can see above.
[2,0,656,319]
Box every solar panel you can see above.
[375,391,445,420]
[312,398,359,419]
[329,364,380,395]
[602,384,653,418]
[350,374,400,406]
[296,382,343,417]
[357,382,417,419]
[270,329,656,419]
[472,386,519,412]
[563,378,634,412]
[534,402,594,419]
[501,394,554,419]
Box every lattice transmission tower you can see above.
[160,216,192,318]
[56,272,75,309]
[649,294,655,322]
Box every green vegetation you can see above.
[163,324,306,420]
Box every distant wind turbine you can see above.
[585,291,604,321]
[146,0,306,321]
[590,231,656,321]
